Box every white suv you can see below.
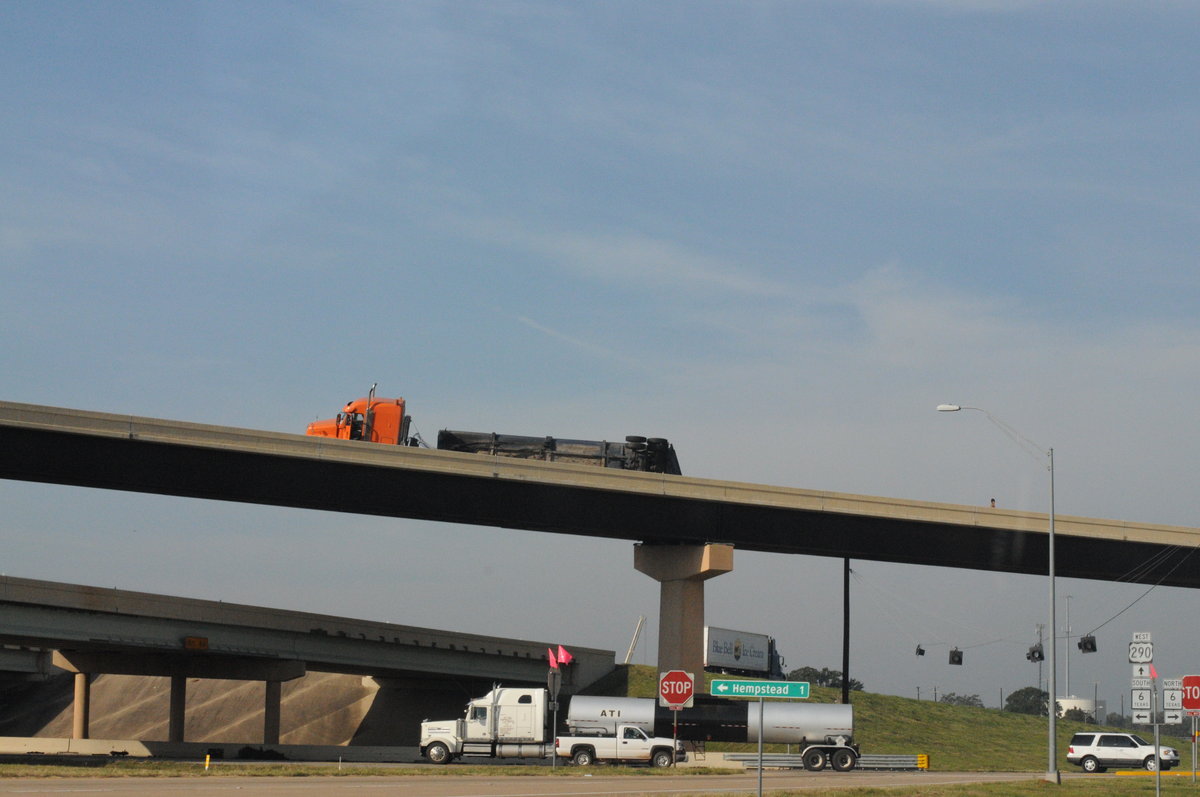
[1067,732,1179,773]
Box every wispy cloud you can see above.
[463,217,794,298]
[514,314,649,371]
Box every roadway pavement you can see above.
[0,771,1069,796]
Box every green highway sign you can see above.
[710,679,809,699]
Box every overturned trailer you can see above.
[437,430,682,475]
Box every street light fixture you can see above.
[937,403,1060,784]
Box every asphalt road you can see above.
[0,771,1059,796]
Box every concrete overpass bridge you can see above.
[0,575,613,745]
[2,400,1198,680]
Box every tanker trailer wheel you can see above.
[425,742,451,765]
[572,748,595,767]
[830,748,856,772]
[802,749,826,771]
[651,749,674,768]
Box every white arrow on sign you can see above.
[1165,710,1183,724]
[1133,710,1152,724]
[1133,663,1154,678]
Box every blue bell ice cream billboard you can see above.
[704,626,780,677]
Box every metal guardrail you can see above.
[725,752,928,770]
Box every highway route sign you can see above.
[1132,689,1152,711]
[1165,689,1183,710]
[710,679,809,699]
[1129,640,1154,664]
[658,670,695,709]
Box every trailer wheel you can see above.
[572,748,595,766]
[425,742,451,765]
[802,749,826,771]
[830,748,856,772]
[651,749,673,768]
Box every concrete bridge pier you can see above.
[168,675,186,742]
[264,680,282,745]
[71,672,91,739]
[634,543,733,677]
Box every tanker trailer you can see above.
[567,694,857,772]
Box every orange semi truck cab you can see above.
[305,386,412,446]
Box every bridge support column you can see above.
[71,672,91,740]
[169,675,186,742]
[634,543,733,676]
[263,680,282,744]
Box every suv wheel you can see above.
[1144,756,1158,771]
[1080,756,1100,773]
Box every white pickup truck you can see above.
[556,725,684,767]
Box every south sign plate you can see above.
[710,679,810,699]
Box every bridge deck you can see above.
[1,401,1197,588]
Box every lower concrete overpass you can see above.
[0,575,614,746]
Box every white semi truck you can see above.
[420,686,858,771]
[419,687,684,766]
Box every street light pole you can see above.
[937,404,1060,784]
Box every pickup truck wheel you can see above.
[802,749,826,771]
[1080,756,1100,773]
[572,748,595,766]
[651,749,673,768]
[830,748,856,772]
[425,742,451,765]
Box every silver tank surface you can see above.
[747,702,854,744]
[566,696,655,734]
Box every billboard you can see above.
[704,626,772,675]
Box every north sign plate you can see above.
[710,679,809,699]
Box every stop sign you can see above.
[1183,675,1200,711]
[659,670,695,708]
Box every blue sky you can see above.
[4,1,1200,713]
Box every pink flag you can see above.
[557,645,574,666]
[1150,663,1159,679]
[547,647,558,669]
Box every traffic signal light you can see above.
[1078,635,1097,653]
[949,648,963,665]
[1026,643,1044,662]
